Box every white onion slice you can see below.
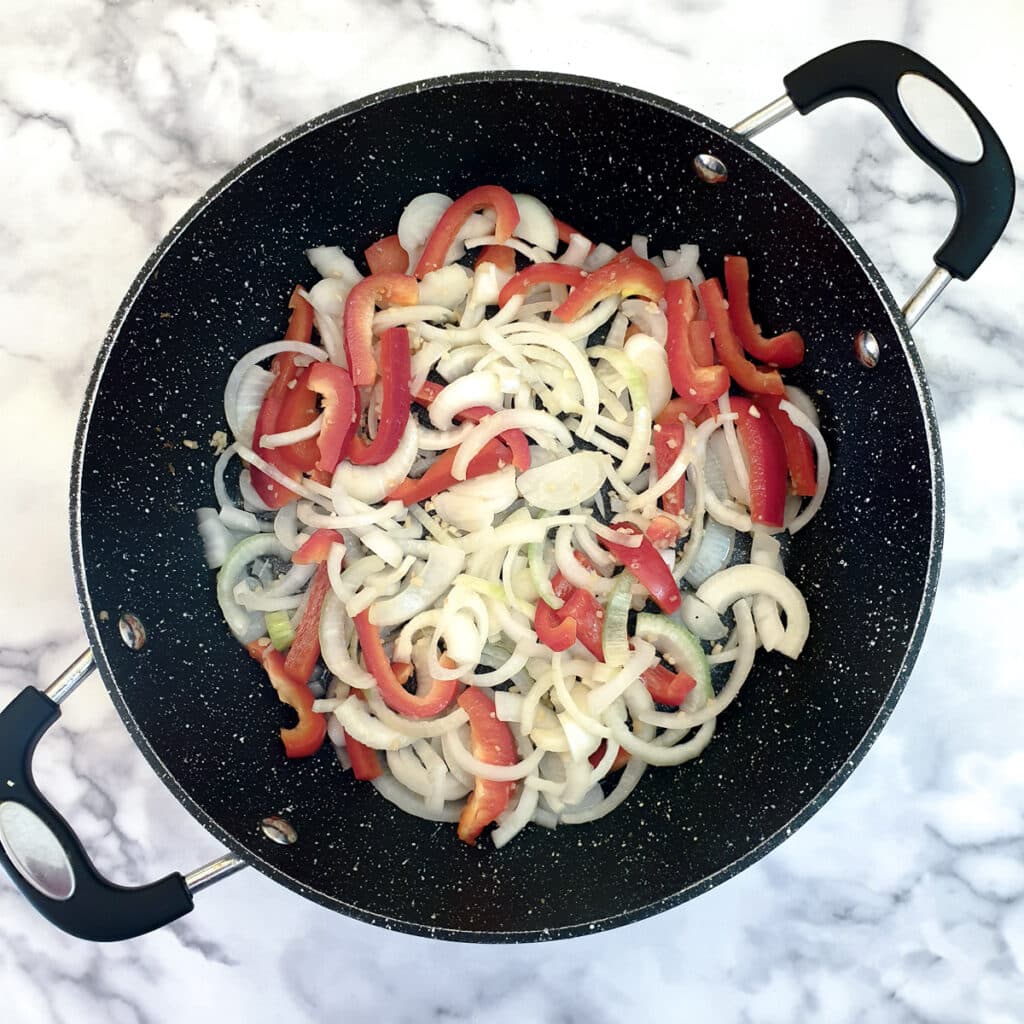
[305,246,362,285]
[512,193,558,252]
[779,400,829,533]
[333,417,419,504]
[517,452,607,511]
[429,372,503,429]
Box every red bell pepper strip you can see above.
[556,588,605,660]
[553,248,664,321]
[475,244,516,275]
[588,741,631,772]
[292,528,342,565]
[274,366,322,472]
[699,279,784,396]
[344,731,383,780]
[248,642,327,759]
[347,326,411,466]
[726,397,788,527]
[415,185,521,279]
[353,610,459,718]
[535,600,576,651]
[641,662,697,706]
[456,688,518,845]
[689,319,715,367]
[665,279,729,406]
[750,393,817,497]
[284,562,332,683]
[342,273,418,387]
[248,288,317,508]
[645,515,680,550]
[598,523,681,614]
[656,395,706,427]
[305,361,357,473]
[653,422,686,517]
[387,437,513,506]
[414,380,443,406]
[724,255,805,368]
[364,234,409,276]
[498,263,587,308]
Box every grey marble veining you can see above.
[1,1,1023,1021]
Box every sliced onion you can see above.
[419,264,472,308]
[442,727,545,782]
[512,193,558,252]
[224,342,326,444]
[621,298,667,344]
[260,414,323,450]
[697,565,808,658]
[680,593,729,641]
[370,543,465,627]
[397,193,452,255]
[305,246,362,285]
[333,416,419,504]
[558,232,592,268]
[429,372,503,429]
[784,385,820,429]
[433,465,519,532]
[586,640,658,715]
[320,591,376,689]
[624,334,671,417]
[517,452,607,511]
[683,518,735,587]
[450,409,572,481]
[370,774,462,823]
[334,697,416,751]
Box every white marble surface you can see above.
[1,0,1023,1020]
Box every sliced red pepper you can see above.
[724,255,805,368]
[645,515,680,549]
[342,273,418,387]
[248,288,317,508]
[750,393,817,497]
[641,662,697,706]
[252,644,327,759]
[364,234,409,276]
[553,247,664,321]
[726,397,788,527]
[456,688,518,845]
[347,326,411,466]
[656,395,705,427]
[665,279,729,406]
[498,263,587,308]
[415,185,520,279]
[292,528,342,565]
[475,244,516,275]
[556,588,605,661]
[689,319,715,367]
[387,437,512,506]
[598,523,681,614]
[305,361,357,473]
[588,741,631,772]
[344,730,383,780]
[653,422,686,517]
[534,600,577,652]
[699,278,784,396]
[274,366,322,472]
[284,562,332,683]
[353,610,459,718]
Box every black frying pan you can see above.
[0,40,1014,943]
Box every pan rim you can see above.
[69,69,944,942]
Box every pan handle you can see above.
[734,40,1014,325]
[0,651,244,941]
[782,40,1014,282]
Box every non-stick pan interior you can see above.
[74,73,939,940]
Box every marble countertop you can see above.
[2,1,1022,1020]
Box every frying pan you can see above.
[0,40,1013,943]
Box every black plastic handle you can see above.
[0,686,194,941]
[783,40,1015,280]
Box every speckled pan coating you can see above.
[70,72,943,942]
